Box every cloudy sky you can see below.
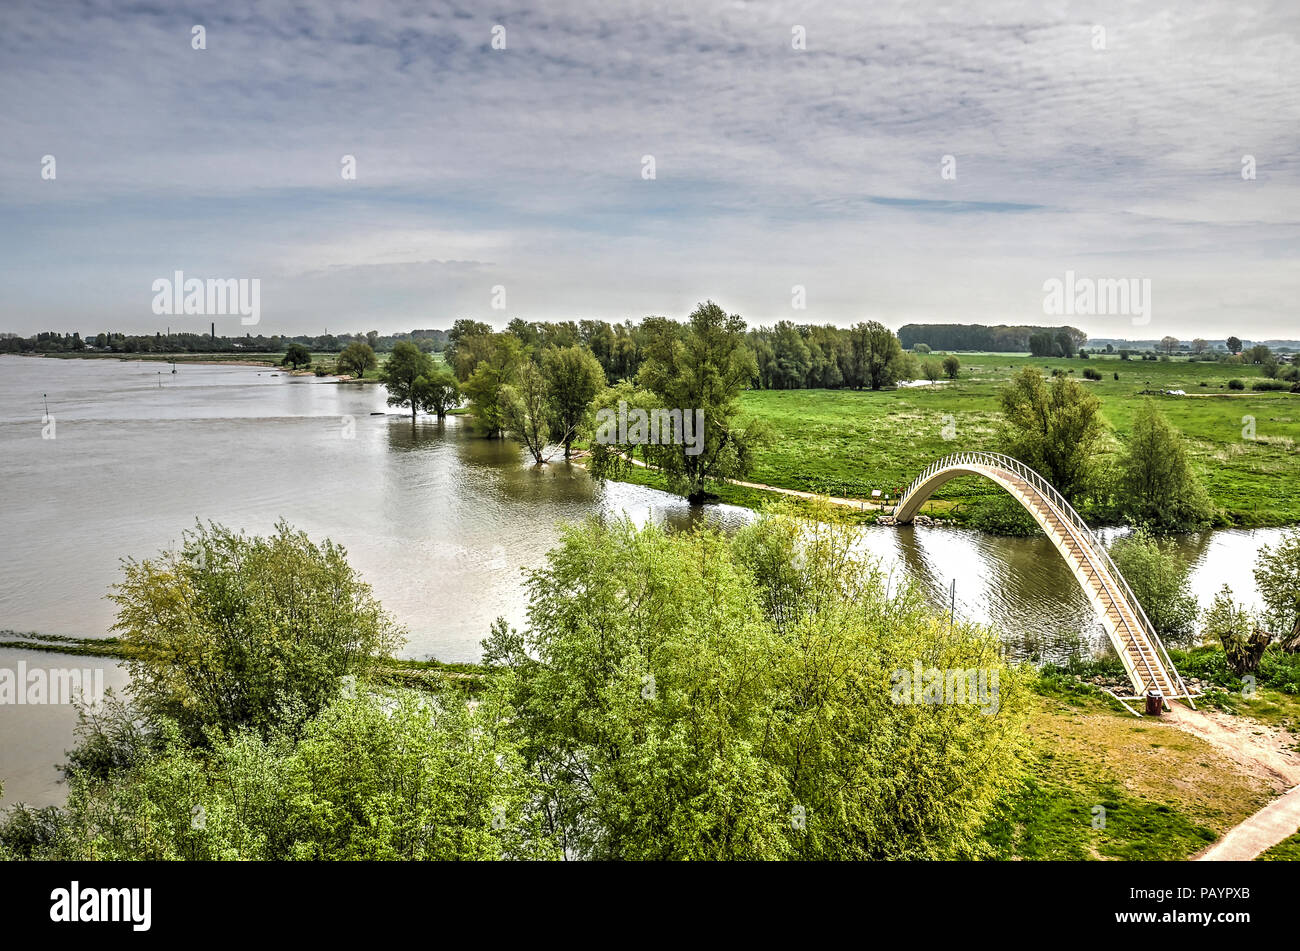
[1,0,1296,339]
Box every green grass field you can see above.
[738,353,1300,526]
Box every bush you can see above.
[486,509,1029,859]
[109,521,405,743]
[1252,379,1289,391]
[1228,378,1245,390]
[1109,530,1198,643]
[1083,368,1102,381]
[967,494,1042,536]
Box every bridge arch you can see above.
[892,451,1192,709]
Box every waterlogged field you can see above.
[738,354,1300,525]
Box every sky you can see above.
[1,0,1297,340]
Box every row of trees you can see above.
[899,323,1087,353]
[747,321,957,390]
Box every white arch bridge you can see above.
[891,451,1195,712]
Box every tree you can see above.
[1246,344,1271,365]
[1116,399,1213,530]
[848,321,905,390]
[337,341,377,379]
[942,354,960,380]
[379,341,436,420]
[498,361,553,465]
[1192,338,1208,355]
[1203,585,1269,677]
[413,366,460,421]
[483,507,1027,860]
[281,343,311,369]
[998,368,1104,503]
[1226,336,1242,354]
[921,358,942,382]
[108,520,404,744]
[15,689,544,861]
[1160,335,1179,356]
[622,301,765,501]
[1109,529,1199,643]
[1255,529,1300,648]
[541,345,606,458]
[462,333,524,437]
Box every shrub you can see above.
[1228,378,1245,390]
[1252,379,1289,391]
[1083,367,1102,381]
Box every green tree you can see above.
[498,360,552,465]
[922,358,942,382]
[462,333,524,437]
[380,341,436,420]
[281,343,311,369]
[108,521,404,744]
[413,366,460,421]
[1255,529,1300,646]
[998,367,1104,503]
[849,321,905,390]
[626,300,764,501]
[1203,585,1269,677]
[942,354,960,380]
[484,507,1027,860]
[541,345,606,458]
[1116,399,1213,530]
[337,341,378,379]
[1109,529,1199,643]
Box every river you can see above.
[0,354,1286,806]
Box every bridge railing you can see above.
[896,451,1192,701]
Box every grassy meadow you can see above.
[738,353,1300,526]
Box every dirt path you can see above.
[1162,702,1300,860]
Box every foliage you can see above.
[1115,399,1214,530]
[1,690,545,861]
[1203,585,1268,676]
[413,366,459,420]
[630,301,766,501]
[541,345,606,458]
[1255,529,1300,642]
[379,341,436,419]
[498,361,553,465]
[109,521,404,743]
[484,507,1028,860]
[1108,529,1199,643]
[462,333,525,437]
[281,343,312,369]
[998,367,1104,503]
[942,354,960,380]
[336,341,377,379]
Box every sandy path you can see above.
[1162,702,1300,860]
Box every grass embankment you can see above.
[738,354,1299,525]
[0,632,487,694]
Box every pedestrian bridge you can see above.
[893,451,1194,711]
